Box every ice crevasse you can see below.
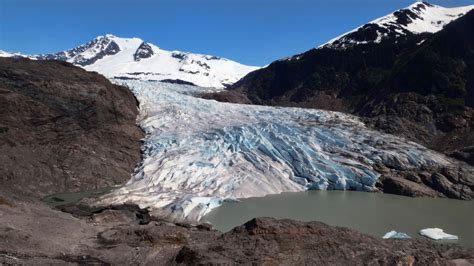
[99,80,459,223]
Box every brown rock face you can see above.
[175,217,474,265]
[0,58,143,199]
[375,167,474,200]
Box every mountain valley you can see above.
[1,1,474,264]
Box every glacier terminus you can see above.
[98,80,471,223]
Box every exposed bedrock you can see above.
[176,217,474,265]
[0,58,144,199]
[375,166,474,200]
[1,199,473,265]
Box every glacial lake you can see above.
[201,191,474,248]
[42,187,114,207]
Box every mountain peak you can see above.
[27,35,259,88]
[408,1,433,8]
[321,2,474,49]
[92,34,118,42]
[94,34,145,45]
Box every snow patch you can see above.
[0,50,33,59]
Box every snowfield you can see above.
[82,35,259,88]
[322,2,474,49]
[31,34,259,89]
[2,35,258,88]
[99,80,461,223]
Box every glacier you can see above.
[99,80,462,223]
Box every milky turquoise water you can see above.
[201,191,474,248]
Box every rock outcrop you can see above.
[176,217,474,265]
[0,58,143,199]
[1,199,473,265]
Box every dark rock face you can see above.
[0,58,143,199]
[160,79,197,86]
[393,3,426,26]
[175,218,474,265]
[377,168,474,200]
[358,11,474,165]
[324,2,433,50]
[451,146,474,165]
[134,42,154,61]
[77,40,120,66]
[171,52,187,60]
[38,36,121,66]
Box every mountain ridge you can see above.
[2,34,260,88]
[279,2,474,62]
[0,57,143,198]
[322,2,474,49]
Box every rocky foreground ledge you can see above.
[0,199,473,265]
[0,57,143,199]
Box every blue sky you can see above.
[1,0,473,65]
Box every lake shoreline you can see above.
[202,190,474,248]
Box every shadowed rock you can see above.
[175,217,474,265]
[0,57,143,199]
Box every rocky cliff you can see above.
[0,58,144,199]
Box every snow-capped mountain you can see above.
[0,50,31,59]
[322,2,474,49]
[35,34,259,88]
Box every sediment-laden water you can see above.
[202,191,474,248]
